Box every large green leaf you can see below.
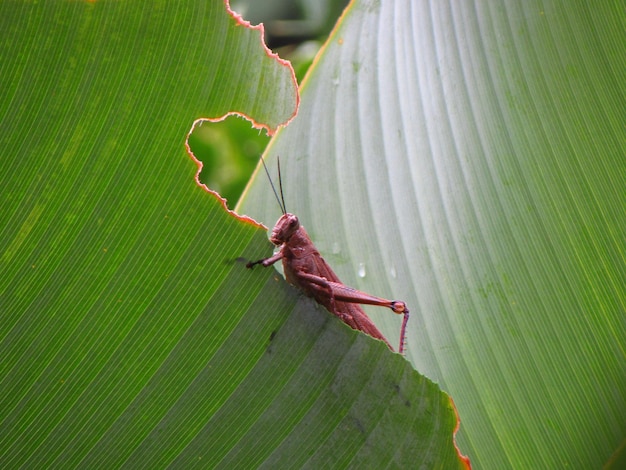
[239,0,626,468]
[0,1,465,468]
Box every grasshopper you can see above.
[247,158,409,354]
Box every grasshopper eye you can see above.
[286,215,300,233]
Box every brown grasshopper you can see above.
[247,158,409,354]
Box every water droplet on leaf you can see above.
[357,262,366,278]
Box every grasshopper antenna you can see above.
[260,156,286,215]
[277,156,287,215]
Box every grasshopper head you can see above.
[270,213,300,245]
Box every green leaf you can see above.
[0,1,464,468]
[239,0,626,468]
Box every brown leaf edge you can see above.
[451,396,473,468]
[185,0,300,226]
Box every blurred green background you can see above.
[188,0,349,207]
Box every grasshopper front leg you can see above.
[246,250,283,269]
